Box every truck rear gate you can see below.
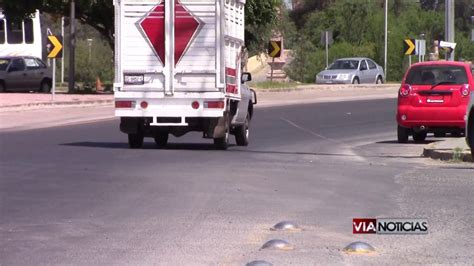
[113,0,254,149]
[114,0,244,96]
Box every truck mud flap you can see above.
[120,117,140,134]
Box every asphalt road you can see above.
[1,99,473,265]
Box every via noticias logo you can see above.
[353,218,428,235]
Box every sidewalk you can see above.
[0,92,114,111]
[423,137,472,162]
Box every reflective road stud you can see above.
[246,260,273,266]
[343,241,375,254]
[270,221,302,232]
[260,239,294,251]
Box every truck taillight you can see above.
[115,101,135,108]
[461,84,470,97]
[191,101,200,110]
[399,84,411,97]
[204,101,225,109]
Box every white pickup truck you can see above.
[113,0,256,149]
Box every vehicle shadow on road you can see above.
[61,142,222,151]
[376,140,438,145]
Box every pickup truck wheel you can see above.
[128,132,144,149]
[352,77,360,84]
[214,130,229,150]
[214,117,230,150]
[413,132,427,143]
[235,113,250,146]
[0,82,5,92]
[397,125,409,143]
[154,133,168,148]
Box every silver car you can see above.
[0,56,52,92]
[315,57,385,84]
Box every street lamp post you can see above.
[384,0,388,81]
[445,0,455,61]
[68,0,76,93]
[87,38,93,63]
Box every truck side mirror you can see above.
[241,72,252,83]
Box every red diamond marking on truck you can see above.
[140,1,165,64]
[139,0,202,66]
[174,1,201,65]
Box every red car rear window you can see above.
[405,65,468,85]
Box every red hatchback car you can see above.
[397,61,473,143]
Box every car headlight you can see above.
[124,74,144,85]
[337,74,350,80]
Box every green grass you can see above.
[451,147,464,162]
[249,81,300,90]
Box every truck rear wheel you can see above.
[154,133,168,148]
[214,130,229,150]
[128,132,144,149]
[235,113,250,146]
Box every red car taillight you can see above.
[399,84,411,97]
[461,84,470,97]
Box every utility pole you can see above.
[325,31,329,68]
[445,0,455,61]
[68,0,76,93]
[61,16,65,84]
[384,0,388,80]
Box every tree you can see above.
[3,0,115,48]
[245,0,283,55]
[4,0,281,53]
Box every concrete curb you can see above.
[253,84,398,93]
[423,145,473,162]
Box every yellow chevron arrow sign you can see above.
[47,35,63,58]
[404,39,416,55]
[268,41,282,58]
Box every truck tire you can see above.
[154,133,168,148]
[413,131,427,143]
[235,113,250,146]
[397,125,409,143]
[214,116,230,150]
[128,132,144,149]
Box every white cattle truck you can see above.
[113,0,256,149]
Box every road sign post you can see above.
[268,40,282,82]
[47,35,64,101]
[52,59,56,101]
